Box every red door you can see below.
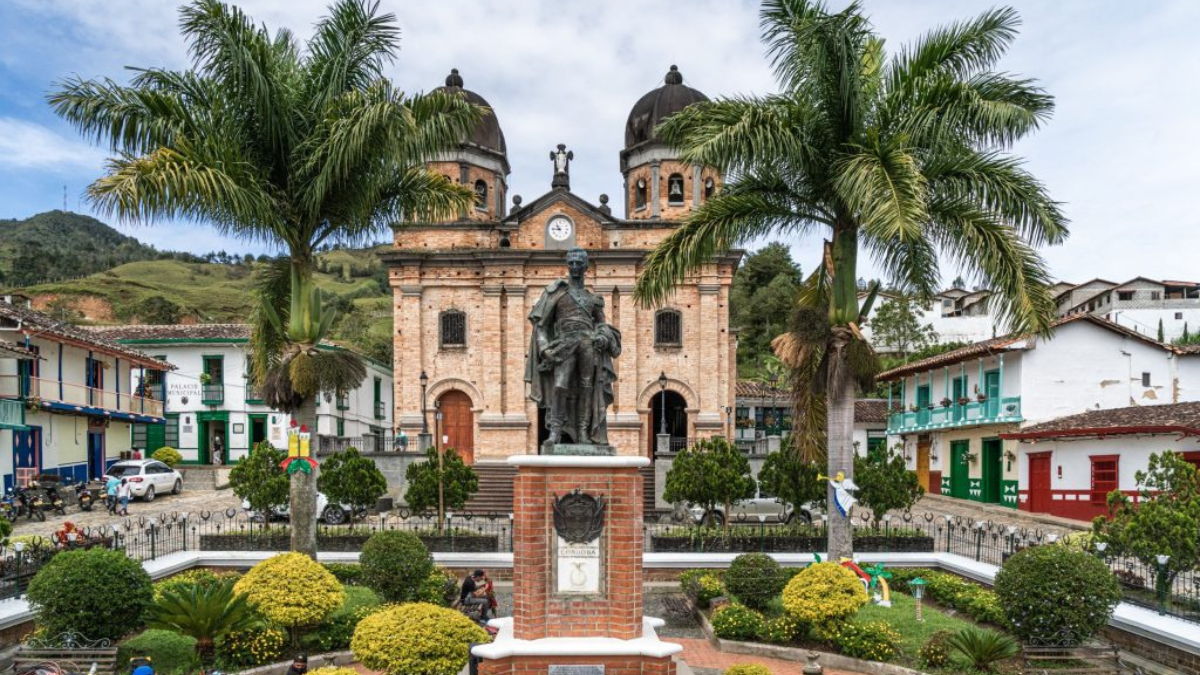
[439,390,474,464]
[1028,453,1051,513]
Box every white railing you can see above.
[0,374,164,417]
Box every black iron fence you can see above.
[1,508,1196,624]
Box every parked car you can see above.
[242,493,362,525]
[697,490,817,526]
[103,460,183,502]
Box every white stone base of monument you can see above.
[471,617,682,660]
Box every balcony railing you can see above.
[374,400,386,420]
[887,396,1022,434]
[0,375,164,417]
[0,399,24,429]
[201,383,225,405]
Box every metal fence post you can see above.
[149,520,157,561]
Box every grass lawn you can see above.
[855,591,1013,671]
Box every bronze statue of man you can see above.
[526,248,622,447]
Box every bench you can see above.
[1022,642,1140,675]
[10,633,118,675]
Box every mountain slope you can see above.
[0,210,166,286]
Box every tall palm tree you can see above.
[634,0,1066,558]
[49,0,480,557]
[150,579,259,664]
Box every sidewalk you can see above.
[905,494,1089,532]
[672,638,864,675]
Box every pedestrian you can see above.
[285,655,307,675]
[395,428,409,452]
[117,478,131,516]
[130,446,142,460]
[105,474,120,514]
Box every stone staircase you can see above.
[180,466,231,490]
[463,462,516,515]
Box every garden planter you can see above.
[198,531,499,553]
[650,534,934,553]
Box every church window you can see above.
[440,310,467,348]
[704,177,716,200]
[634,178,647,210]
[655,309,682,347]
[667,173,685,205]
[474,180,488,210]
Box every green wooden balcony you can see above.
[887,396,1022,434]
[0,398,25,430]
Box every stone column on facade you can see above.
[398,284,425,435]
[480,285,505,419]
[650,161,661,219]
[692,165,702,207]
[459,162,470,220]
[693,283,723,433]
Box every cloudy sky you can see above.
[0,0,1196,285]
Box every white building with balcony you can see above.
[0,297,170,490]
[876,314,1200,520]
[1055,277,1200,342]
[91,324,393,464]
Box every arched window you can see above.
[440,310,467,348]
[474,180,488,210]
[704,177,716,201]
[667,173,685,205]
[655,309,683,347]
[634,178,647,210]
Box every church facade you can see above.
[385,66,738,462]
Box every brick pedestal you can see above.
[473,454,681,675]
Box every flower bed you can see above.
[198,531,499,553]
[651,526,933,553]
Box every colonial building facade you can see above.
[386,67,738,463]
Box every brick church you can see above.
[385,66,738,473]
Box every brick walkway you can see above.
[672,638,865,675]
[902,493,1088,532]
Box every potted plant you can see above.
[974,384,987,402]
[964,451,978,464]
[24,396,42,412]
[940,397,952,409]
[200,372,212,385]
[957,396,970,406]
[909,404,919,413]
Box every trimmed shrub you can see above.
[711,604,765,641]
[416,567,459,607]
[0,514,11,541]
[215,625,286,668]
[723,665,772,675]
[887,568,1006,626]
[994,545,1121,642]
[234,553,344,628]
[151,447,183,467]
[27,548,153,640]
[351,603,489,675]
[117,629,197,675]
[300,585,382,652]
[324,562,364,585]
[310,669,360,675]
[681,570,725,609]
[947,628,1019,672]
[360,531,434,603]
[761,614,804,645]
[820,621,900,662]
[781,563,867,626]
[724,553,785,611]
[917,631,953,670]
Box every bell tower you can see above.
[619,65,721,221]
[427,68,511,222]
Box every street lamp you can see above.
[725,406,733,441]
[769,372,780,434]
[1156,554,1171,616]
[13,541,25,598]
[658,372,668,436]
[434,398,445,531]
[910,577,926,622]
[419,371,430,435]
[1094,541,1108,561]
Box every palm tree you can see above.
[633,0,1066,558]
[150,579,259,664]
[49,0,480,557]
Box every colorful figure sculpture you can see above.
[281,422,316,475]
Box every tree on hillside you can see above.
[731,243,803,377]
[634,1,1066,558]
[869,297,937,357]
[52,0,479,557]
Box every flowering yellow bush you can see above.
[216,625,286,667]
[724,664,772,675]
[781,562,867,625]
[351,603,489,675]
[310,668,360,675]
[234,553,344,627]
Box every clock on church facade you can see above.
[383,66,738,511]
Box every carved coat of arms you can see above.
[552,489,605,544]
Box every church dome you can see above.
[437,69,506,155]
[624,65,709,149]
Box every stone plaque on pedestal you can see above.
[550,666,605,675]
[556,536,602,594]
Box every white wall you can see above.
[1107,308,1200,342]
[1017,434,1200,493]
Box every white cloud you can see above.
[0,118,104,170]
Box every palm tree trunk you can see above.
[291,396,319,558]
[827,223,859,560]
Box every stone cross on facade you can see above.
[550,143,573,189]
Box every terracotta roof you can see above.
[0,339,37,359]
[876,314,1186,382]
[1001,402,1200,440]
[735,380,787,399]
[88,324,251,341]
[855,399,888,424]
[0,300,173,369]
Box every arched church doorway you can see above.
[649,390,688,455]
[437,390,474,464]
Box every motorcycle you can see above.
[71,478,95,512]
[14,486,45,521]
[0,490,18,521]
[37,480,68,517]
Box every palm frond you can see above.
[305,0,400,106]
[834,137,929,243]
[890,6,1020,85]
[47,76,205,155]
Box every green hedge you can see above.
[117,630,197,675]
[888,568,1006,626]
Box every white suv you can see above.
[104,460,183,501]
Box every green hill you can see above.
[0,210,166,286]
